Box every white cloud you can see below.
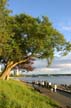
[54,63,71,68]
[62,26,71,31]
[57,21,71,32]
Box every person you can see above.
[32,81,35,87]
[44,81,48,88]
[49,82,51,86]
[54,84,57,92]
[48,82,52,89]
[51,88,53,92]
[41,81,44,87]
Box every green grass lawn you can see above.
[0,80,59,108]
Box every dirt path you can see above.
[34,85,71,108]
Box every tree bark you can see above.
[0,59,28,80]
[0,68,11,80]
[0,61,14,80]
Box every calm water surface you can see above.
[19,75,71,85]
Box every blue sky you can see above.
[8,0,71,41]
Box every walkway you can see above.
[33,85,71,108]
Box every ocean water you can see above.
[19,75,71,85]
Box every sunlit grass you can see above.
[0,80,59,108]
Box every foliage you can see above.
[0,80,59,108]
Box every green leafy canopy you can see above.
[0,0,71,65]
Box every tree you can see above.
[35,16,71,66]
[0,0,71,80]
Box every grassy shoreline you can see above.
[0,79,60,108]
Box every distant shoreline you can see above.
[23,74,71,77]
[12,74,71,78]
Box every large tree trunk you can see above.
[0,59,28,80]
[0,68,11,80]
[0,61,14,80]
